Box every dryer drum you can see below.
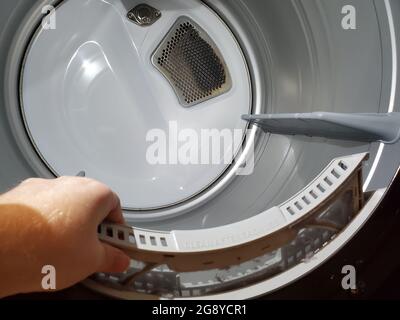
[0,0,400,299]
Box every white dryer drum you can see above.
[20,0,252,212]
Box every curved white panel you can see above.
[99,152,367,255]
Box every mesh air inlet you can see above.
[152,17,232,107]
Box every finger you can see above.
[91,186,123,225]
[97,243,131,274]
[105,192,125,225]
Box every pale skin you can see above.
[0,177,131,298]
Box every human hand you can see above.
[0,177,130,297]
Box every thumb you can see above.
[97,243,131,273]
